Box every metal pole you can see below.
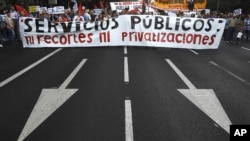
[216,0,220,13]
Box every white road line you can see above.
[60,59,87,89]
[125,99,134,141]
[166,59,196,89]
[0,48,62,88]
[189,49,199,55]
[210,61,247,83]
[124,46,128,55]
[124,57,129,83]
[241,47,250,51]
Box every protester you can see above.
[73,10,84,21]
[226,14,237,43]
[0,14,3,47]
[5,10,14,44]
[10,5,19,41]
[233,16,245,44]
[63,10,72,21]
[223,14,230,41]
[39,9,50,21]
[244,14,250,41]
[84,9,91,22]
[95,12,104,21]
[89,9,96,22]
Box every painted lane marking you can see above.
[166,59,232,133]
[124,57,129,83]
[17,59,87,141]
[0,48,62,88]
[189,49,199,55]
[241,47,250,51]
[124,46,128,55]
[210,61,247,84]
[125,98,134,141]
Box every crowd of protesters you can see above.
[222,13,250,44]
[0,4,250,47]
[0,5,20,46]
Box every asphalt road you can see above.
[0,40,250,141]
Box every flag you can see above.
[105,3,109,9]
[99,2,104,8]
[14,4,30,16]
[72,1,78,13]
[78,3,85,14]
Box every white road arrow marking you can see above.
[0,48,62,87]
[17,59,87,141]
[166,59,232,133]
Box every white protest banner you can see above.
[110,1,142,12]
[39,7,47,13]
[47,6,65,14]
[94,9,103,15]
[54,6,65,14]
[233,8,242,16]
[19,15,226,49]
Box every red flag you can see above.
[99,2,104,8]
[105,3,109,9]
[14,4,30,16]
[78,3,85,14]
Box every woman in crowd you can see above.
[73,10,84,21]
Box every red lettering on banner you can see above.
[79,33,86,43]
[186,34,193,44]
[25,36,34,45]
[52,35,58,44]
[121,32,216,46]
[44,35,51,44]
[202,35,209,44]
[122,32,127,41]
[167,33,175,42]
[161,33,166,42]
[176,34,182,43]
[137,32,143,41]
[209,35,216,45]
[145,32,151,41]
[99,31,110,43]
[36,33,93,45]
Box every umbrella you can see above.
[14,4,30,16]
